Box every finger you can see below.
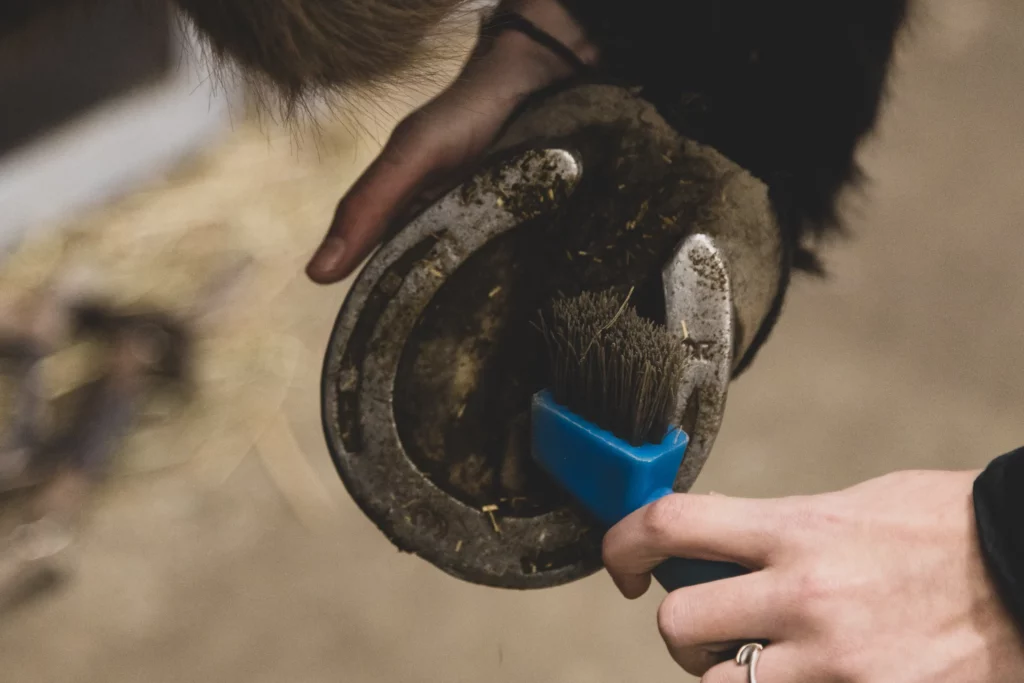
[700,643,810,683]
[657,571,787,652]
[671,644,742,678]
[603,494,783,598]
[382,171,467,243]
[306,121,440,284]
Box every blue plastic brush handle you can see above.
[652,556,749,592]
[530,392,750,592]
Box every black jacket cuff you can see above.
[974,448,1024,633]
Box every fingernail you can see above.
[308,237,347,277]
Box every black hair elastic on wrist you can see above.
[480,10,592,74]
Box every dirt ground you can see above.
[1,1,1023,681]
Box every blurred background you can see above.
[0,0,1021,681]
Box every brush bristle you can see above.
[536,290,689,447]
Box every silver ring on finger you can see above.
[735,643,764,683]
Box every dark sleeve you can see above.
[974,448,1024,632]
[0,0,85,39]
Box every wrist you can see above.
[499,0,599,67]
[489,29,571,93]
[483,0,598,93]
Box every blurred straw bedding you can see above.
[0,112,385,522]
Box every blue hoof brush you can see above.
[531,291,748,592]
